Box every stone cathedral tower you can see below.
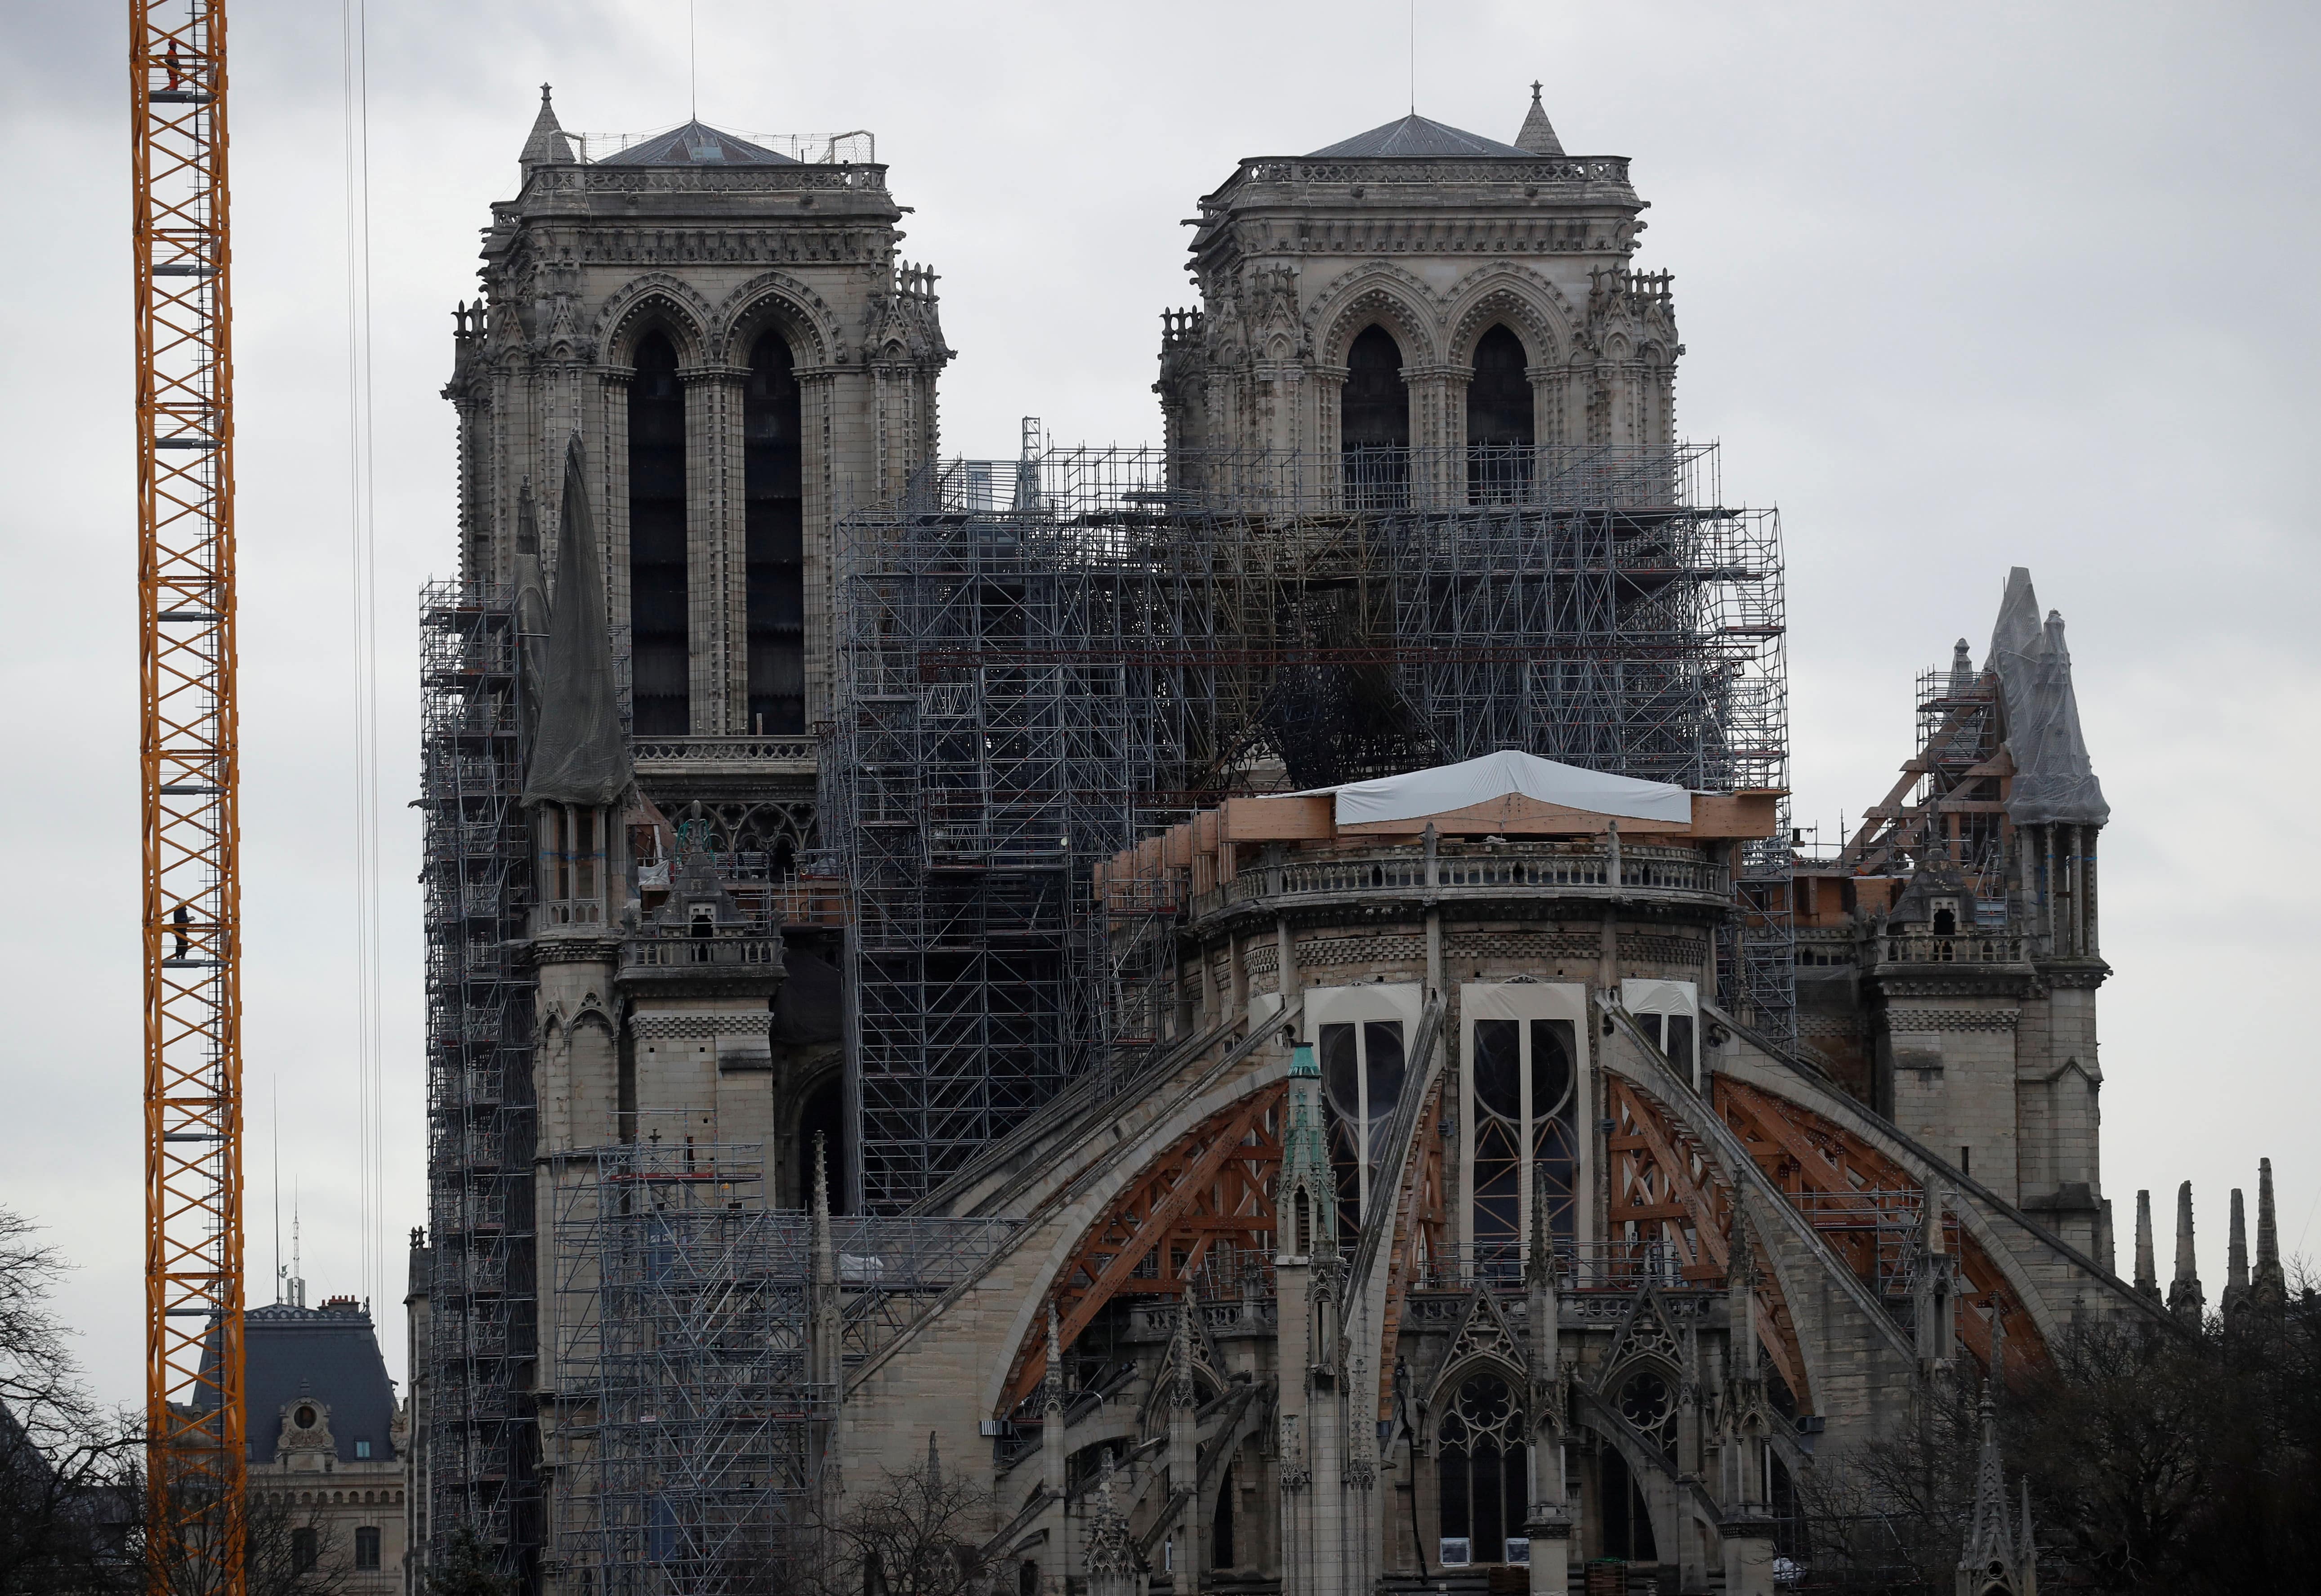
[445,88,949,765]
[1157,89,1678,476]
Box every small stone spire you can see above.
[1171,1288,1197,1411]
[2251,1157,2287,1314]
[1514,80,1565,157]
[924,1430,941,1492]
[521,83,576,171]
[2167,1181,2204,1326]
[2222,1188,2250,1316]
[2132,1190,2158,1298]
[1959,1380,2014,1578]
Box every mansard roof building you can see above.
[405,83,2220,1596]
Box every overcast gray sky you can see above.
[3,1,2316,1407]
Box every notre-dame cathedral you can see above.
[401,82,2258,1596]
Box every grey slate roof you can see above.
[596,120,797,166]
[203,1303,399,1464]
[1307,114,1531,159]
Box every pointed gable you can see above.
[1432,1284,1525,1399]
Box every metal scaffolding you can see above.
[553,1142,1022,1594]
[420,583,540,1569]
[828,442,1795,1214]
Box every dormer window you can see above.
[294,1403,318,1430]
[1931,897,1959,937]
[355,1439,371,1458]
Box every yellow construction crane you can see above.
[131,2,245,1592]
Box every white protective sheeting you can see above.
[1324,748,1692,828]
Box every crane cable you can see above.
[340,0,384,1320]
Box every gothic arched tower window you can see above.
[1437,1372,1527,1565]
[1467,324,1533,503]
[744,332,806,734]
[1342,324,1409,508]
[628,330,690,735]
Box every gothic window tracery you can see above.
[1437,1372,1528,1565]
[1616,1366,1678,1455]
[1319,1019,1405,1233]
[1468,1016,1580,1262]
[628,330,690,735]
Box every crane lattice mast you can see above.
[132,3,245,1591]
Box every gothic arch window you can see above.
[1464,986,1585,1263]
[744,332,806,734]
[1437,1371,1527,1565]
[1318,1017,1406,1234]
[1341,324,1409,509]
[628,330,690,736]
[1467,323,1533,504]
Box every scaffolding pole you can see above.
[419,582,539,1569]
[830,443,1796,1214]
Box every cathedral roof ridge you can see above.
[1306,111,1531,160]
[593,118,801,167]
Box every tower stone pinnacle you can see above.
[2132,1190,2157,1298]
[2167,1181,2204,1326]
[1515,80,1566,156]
[521,83,576,170]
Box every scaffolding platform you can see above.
[828,443,1797,1214]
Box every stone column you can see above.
[597,366,635,712]
[795,367,840,727]
[684,363,750,734]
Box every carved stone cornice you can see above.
[2033,957,2111,991]
[1869,970,2033,1000]
[628,1011,775,1042]
[527,933,624,967]
[1883,1009,2021,1034]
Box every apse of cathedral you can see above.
[405,83,2188,1596]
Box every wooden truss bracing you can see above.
[1605,1077,1810,1405]
[1712,1077,2041,1379]
[133,3,246,1594]
[998,1085,1287,1415]
[1373,1084,1449,1420]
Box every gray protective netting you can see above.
[522,435,634,808]
[1985,566,2107,827]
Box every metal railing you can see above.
[1411,1240,1725,1294]
[1192,841,1727,918]
[1872,933,2024,966]
[631,735,819,765]
[620,930,784,970]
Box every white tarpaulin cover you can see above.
[1314,749,1693,828]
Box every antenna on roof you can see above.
[289,1180,306,1310]
[272,1080,283,1305]
[689,0,699,122]
[1408,0,1416,115]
